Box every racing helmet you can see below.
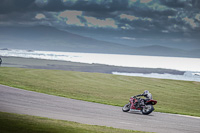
[143,90,149,95]
[144,90,153,99]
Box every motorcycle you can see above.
[122,95,157,115]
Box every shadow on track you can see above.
[125,110,154,117]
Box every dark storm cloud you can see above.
[63,0,128,12]
[0,0,198,14]
[0,0,188,22]
[192,0,200,9]
[160,0,188,8]
[160,0,200,9]
[0,0,35,14]
[0,0,127,14]
[0,0,199,45]
[0,0,66,14]
[0,0,175,16]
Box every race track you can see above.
[0,84,199,133]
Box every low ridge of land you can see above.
[1,56,185,75]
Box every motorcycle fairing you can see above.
[129,97,142,110]
[146,99,157,105]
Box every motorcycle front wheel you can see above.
[122,103,130,112]
[141,104,154,115]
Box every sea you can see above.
[0,49,200,82]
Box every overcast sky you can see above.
[0,0,200,49]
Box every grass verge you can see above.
[0,112,146,133]
[0,67,199,116]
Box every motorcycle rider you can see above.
[134,90,152,108]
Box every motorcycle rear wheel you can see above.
[122,103,130,112]
[141,104,154,115]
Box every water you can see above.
[0,49,200,82]
[112,71,200,82]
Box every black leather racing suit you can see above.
[134,94,149,108]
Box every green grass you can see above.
[0,67,200,117]
[0,112,145,133]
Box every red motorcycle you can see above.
[122,91,157,115]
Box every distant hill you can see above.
[136,45,200,57]
[188,49,200,57]
[0,25,199,58]
[0,25,135,54]
[137,45,187,57]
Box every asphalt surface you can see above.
[0,84,199,133]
